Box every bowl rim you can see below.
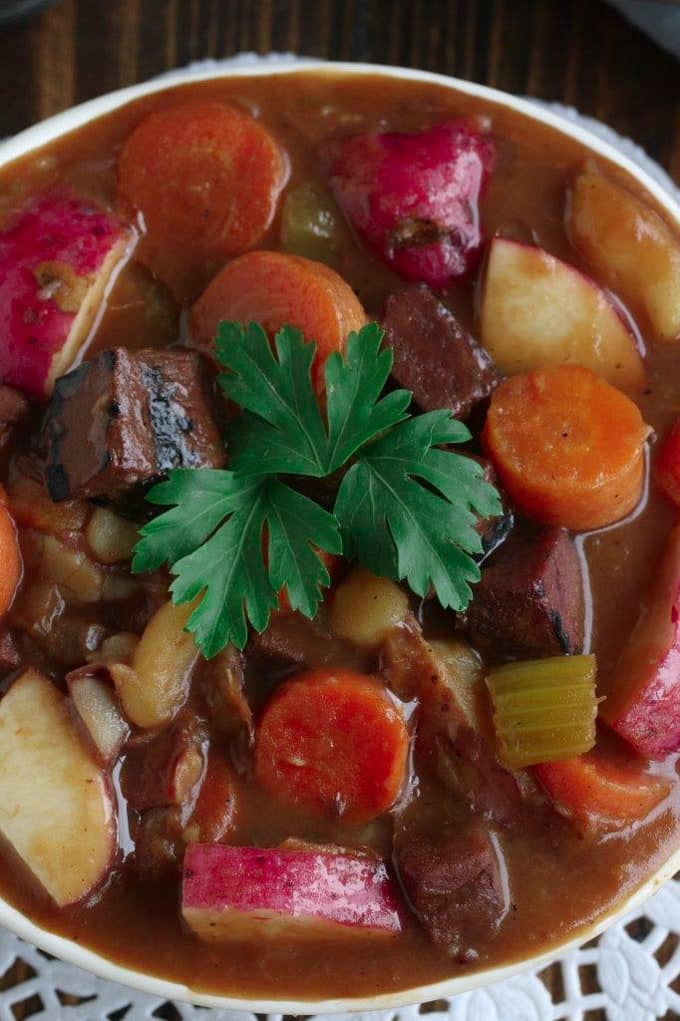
[1,57,679,1014]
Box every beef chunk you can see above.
[465,524,585,658]
[121,715,207,813]
[397,825,509,959]
[251,611,362,672]
[383,284,499,419]
[382,623,522,824]
[43,347,225,500]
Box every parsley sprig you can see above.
[132,322,501,658]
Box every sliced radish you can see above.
[602,523,680,757]
[326,120,494,287]
[480,237,645,390]
[182,844,402,941]
[0,191,134,396]
[0,669,116,905]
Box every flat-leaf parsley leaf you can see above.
[133,321,501,658]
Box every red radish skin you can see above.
[326,120,494,287]
[602,523,680,757]
[0,192,132,396]
[182,844,402,941]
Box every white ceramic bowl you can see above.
[0,59,679,1014]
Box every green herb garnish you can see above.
[132,322,501,657]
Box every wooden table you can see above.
[0,2,678,1018]
[0,0,679,180]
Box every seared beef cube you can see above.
[43,347,224,501]
[465,525,584,658]
[383,284,499,419]
[397,825,508,959]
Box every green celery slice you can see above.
[486,654,598,769]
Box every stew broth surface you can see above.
[0,70,678,1000]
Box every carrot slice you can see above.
[0,502,21,616]
[254,668,409,822]
[118,101,289,301]
[190,251,367,389]
[534,751,669,833]
[482,364,647,531]
[655,417,680,507]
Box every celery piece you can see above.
[281,182,339,265]
[486,654,598,769]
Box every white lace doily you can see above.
[0,877,679,1020]
[0,55,679,1020]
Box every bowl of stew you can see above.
[0,59,679,1013]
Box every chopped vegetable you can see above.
[0,502,21,616]
[190,250,366,390]
[0,669,116,906]
[111,600,199,727]
[66,669,130,765]
[486,655,598,769]
[480,237,645,390]
[118,102,288,301]
[535,751,670,833]
[325,119,494,287]
[329,567,409,650]
[566,171,680,341]
[601,522,680,757]
[281,181,340,264]
[655,417,680,507]
[0,191,132,396]
[182,844,402,941]
[482,364,648,531]
[134,322,500,657]
[254,668,409,821]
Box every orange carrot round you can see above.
[254,668,409,822]
[534,752,669,832]
[482,364,647,531]
[118,101,289,301]
[0,503,21,616]
[190,251,366,388]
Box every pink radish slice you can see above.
[182,844,402,941]
[0,191,133,396]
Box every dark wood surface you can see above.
[0,0,678,182]
[0,1,677,1017]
